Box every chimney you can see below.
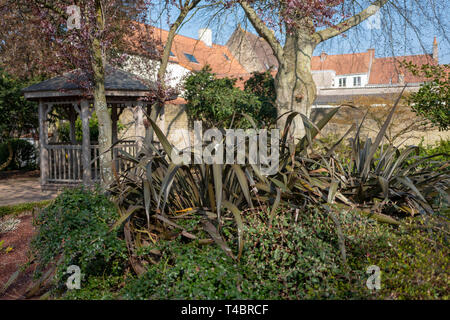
[433,37,439,63]
[367,48,375,81]
[199,28,212,47]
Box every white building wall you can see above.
[118,54,193,147]
[312,70,336,88]
[121,54,191,90]
[332,74,369,88]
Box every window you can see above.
[338,78,347,87]
[353,76,361,87]
[184,53,199,63]
[223,54,230,61]
[170,51,175,57]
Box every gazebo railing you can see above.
[46,141,137,185]
[91,141,138,181]
[48,144,83,183]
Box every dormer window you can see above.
[184,53,199,63]
[353,76,361,87]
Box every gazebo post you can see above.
[68,107,78,144]
[134,102,145,151]
[80,100,92,185]
[111,104,119,145]
[38,100,49,187]
[111,103,119,172]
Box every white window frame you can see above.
[353,76,361,87]
[338,78,347,87]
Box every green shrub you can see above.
[57,113,100,143]
[57,112,124,143]
[0,139,37,170]
[366,217,449,299]
[62,203,449,300]
[404,62,449,131]
[183,66,274,128]
[0,69,39,141]
[326,206,450,299]
[243,69,278,125]
[121,239,244,300]
[118,208,391,300]
[62,275,125,300]
[417,139,450,161]
[237,207,401,299]
[31,187,128,289]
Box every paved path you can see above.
[0,177,57,206]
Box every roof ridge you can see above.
[137,22,227,49]
[374,53,433,60]
[313,51,371,58]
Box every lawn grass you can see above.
[0,200,52,218]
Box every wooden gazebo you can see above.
[23,67,155,190]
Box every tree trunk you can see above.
[0,140,13,171]
[275,33,317,141]
[240,0,388,141]
[92,61,113,187]
[92,0,113,188]
[81,99,92,185]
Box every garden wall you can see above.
[311,106,450,146]
[118,103,449,149]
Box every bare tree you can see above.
[189,0,447,141]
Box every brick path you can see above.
[0,177,57,206]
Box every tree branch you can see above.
[158,0,201,84]
[313,0,389,43]
[32,0,68,19]
[239,0,283,63]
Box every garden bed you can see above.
[0,213,38,300]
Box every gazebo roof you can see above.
[23,66,156,100]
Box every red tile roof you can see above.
[126,23,248,78]
[311,49,437,85]
[229,50,437,88]
[126,23,440,91]
[311,50,373,75]
[368,54,437,85]
[226,27,441,87]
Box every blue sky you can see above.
[148,2,449,64]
